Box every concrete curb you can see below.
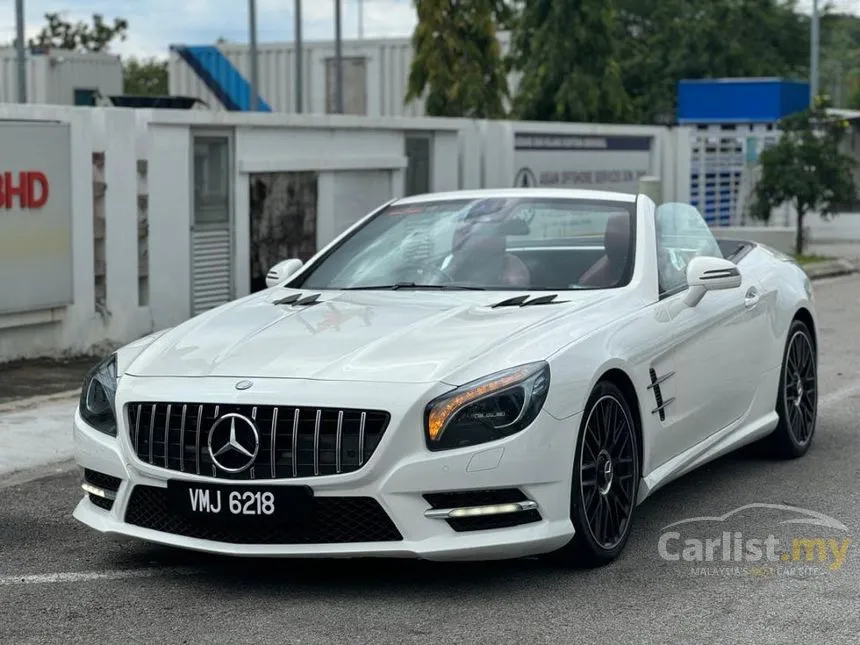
[804,258,857,280]
[0,389,79,414]
[0,458,76,489]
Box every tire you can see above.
[760,319,818,459]
[552,380,641,568]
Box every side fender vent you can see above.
[273,292,322,307]
[491,294,568,308]
[648,368,675,421]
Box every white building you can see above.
[0,48,123,105]
[168,35,517,117]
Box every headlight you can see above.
[425,362,550,451]
[79,354,119,436]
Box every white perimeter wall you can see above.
[0,105,688,362]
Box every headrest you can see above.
[604,212,631,263]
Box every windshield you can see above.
[294,196,636,291]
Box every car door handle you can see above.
[744,287,761,308]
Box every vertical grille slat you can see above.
[291,408,300,478]
[179,404,187,472]
[335,410,343,474]
[163,404,172,468]
[270,407,278,478]
[127,402,390,481]
[195,405,203,475]
[133,404,142,452]
[313,409,322,476]
[148,405,156,464]
[358,411,367,466]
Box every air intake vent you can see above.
[273,292,321,307]
[491,294,568,308]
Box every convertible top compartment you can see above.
[715,238,757,264]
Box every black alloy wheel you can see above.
[554,380,640,567]
[762,319,818,459]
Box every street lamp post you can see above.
[249,0,260,111]
[15,0,26,103]
[334,0,343,114]
[810,0,820,107]
[295,0,303,113]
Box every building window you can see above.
[74,88,98,106]
[325,57,367,115]
[405,133,432,196]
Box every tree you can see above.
[123,57,168,96]
[507,0,631,123]
[750,97,856,255]
[616,0,809,124]
[29,12,128,53]
[406,0,513,118]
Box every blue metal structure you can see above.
[677,78,810,124]
[172,45,272,112]
[677,78,809,225]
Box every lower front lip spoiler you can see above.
[423,500,538,520]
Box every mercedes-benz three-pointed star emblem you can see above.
[207,413,260,473]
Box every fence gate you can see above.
[191,133,233,316]
[689,125,781,226]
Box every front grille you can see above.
[125,485,403,544]
[127,402,390,480]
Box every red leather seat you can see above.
[578,213,631,288]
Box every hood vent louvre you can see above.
[273,292,322,307]
[491,294,567,308]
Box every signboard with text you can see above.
[513,133,654,193]
[0,122,73,315]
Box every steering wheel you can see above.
[396,261,455,284]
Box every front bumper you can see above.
[72,375,579,561]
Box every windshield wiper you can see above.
[340,282,486,291]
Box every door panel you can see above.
[648,272,769,467]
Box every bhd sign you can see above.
[0,122,72,315]
[0,171,50,209]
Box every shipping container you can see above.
[169,34,515,116]
[0,48,123,106]
[677,78,810,124]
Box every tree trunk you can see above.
[795,207,805,256]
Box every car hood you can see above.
[125,289,618,383]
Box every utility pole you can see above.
[334,0,343,113]
[810,0,820,107]
[358,0,364,39]
[249,0,260,111]
[15,0,26,103]
[295,0,303,113]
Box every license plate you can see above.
[167,481,313,521]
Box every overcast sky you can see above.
[0,0,417,59]
[0,0,855,60]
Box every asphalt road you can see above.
[2,273,860,645]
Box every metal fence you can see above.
[689,125,781,227]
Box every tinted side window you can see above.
[655,203,723,295]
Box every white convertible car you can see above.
[73,188,818,566]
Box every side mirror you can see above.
[265,258,304,288]
[683,256,742,307]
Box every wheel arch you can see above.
[596,368,644,476]
[792,306,817,353]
